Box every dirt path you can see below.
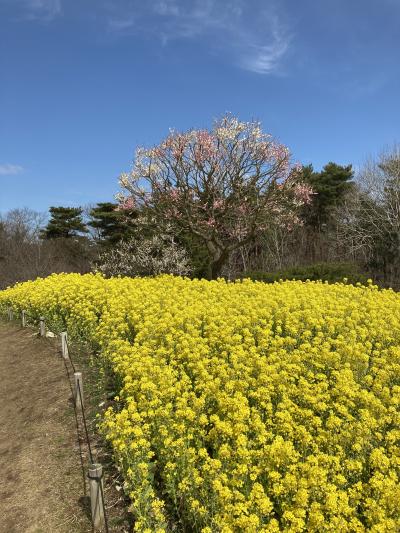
[0,323,92,533]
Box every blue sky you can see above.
[1,0,399,213]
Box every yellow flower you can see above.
[1,273,400,531]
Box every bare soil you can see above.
[0,323,95,533]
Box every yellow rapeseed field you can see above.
[1,274,400,532]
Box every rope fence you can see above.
[5,307,109,532]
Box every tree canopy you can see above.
[300,162,354,230]
[41,207,88,239]
[88,202,132,246]
[118,115,313,278]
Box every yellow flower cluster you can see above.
[1,274,400,532]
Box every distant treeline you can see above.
[1,149,400,289]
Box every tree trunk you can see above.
[210,249,230,279]
[204,239,231,280]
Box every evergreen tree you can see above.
[88,202,128,246]
[301,162,354,230]
[41,207,88,239]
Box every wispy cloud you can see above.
[240,40,289,75]
[236,19,290,75]
[0,164,24,176]
[7,0,62,21]
[108,17,135,32]
[106,0,291,75]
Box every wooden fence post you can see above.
[88,463,105,530]
[22,310,27,327]
[74,372,83,409]
[8,308,13,321]
[39,316,45,337]
[61,331,68,359]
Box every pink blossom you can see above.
[213,199,224,209]
[165,206,182,219]
[205,217,216,227]
[293,183,314,204]
[152,147,165,158]
[193,131,217,165]
[116,196,135,211]
[169,188,180,200]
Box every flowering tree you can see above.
[96,229,191,278]
[119,115,313,279]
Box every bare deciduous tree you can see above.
[0,208,93,288]
[337,145,400,284]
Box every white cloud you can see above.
[153,1,181,17]
[9,0,62,21]
[108,17,135,31]
[107,0,291,75]
[239,28,290,75]
[31,0,61,20]
[0,164,24,176]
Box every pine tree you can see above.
[88,202,129,247]
[41,207,88,239]
[301,163,354,230]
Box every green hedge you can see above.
[240,262,369,285]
